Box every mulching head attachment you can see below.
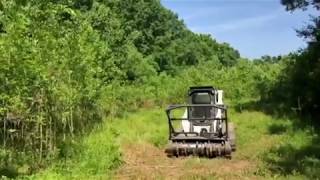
[165,141,232,158]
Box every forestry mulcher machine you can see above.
[165,86,236,158]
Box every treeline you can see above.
[266,0,320,118]
[0,0,246,174]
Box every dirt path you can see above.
[112,109,290,179]
[115,143,257,179]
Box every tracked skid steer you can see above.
[165,86,236,158]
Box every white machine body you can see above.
[182,90,224,133]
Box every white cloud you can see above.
[183,7,222,21]
[190,12,279,33]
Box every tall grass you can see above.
[26,120,121,180]
[25,104,320,179]
[111,108,169,148]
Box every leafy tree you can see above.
[267,0,320,117]
[0,0,251,174]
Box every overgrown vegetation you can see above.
[0,0,242,175]
[29,108,319,179]
[0,0,319,179]
[267,0,320,118]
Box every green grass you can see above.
[229,109,320,179]
[25,121,122,180]
[24,107,320,179]
[111,107,169,147]
[24,108,168,180]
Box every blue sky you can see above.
[161,0,317,59]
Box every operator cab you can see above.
[188,86,223,105]
[188,86,217,123]
[182,86,224,134]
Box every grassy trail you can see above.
[113,109,268,179]
[31,107,320,179]
[111,107,318,179]
[107,109,306,179]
